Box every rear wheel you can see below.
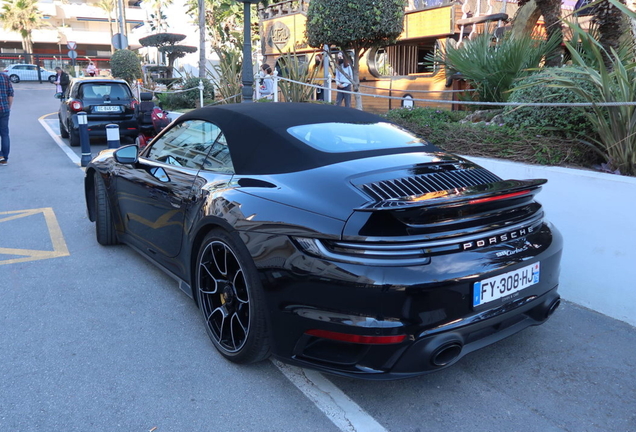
[93,172,118,245]
[196,230,270,364]
[9,75,19,83]
[48,75,56,83]
[69,122,80,147]
[59,117,69,138]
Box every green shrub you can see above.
[159,77,215,110]
[502,68,598,138]
[386,107,464,127]
[110,49,143,84]
[435,33,561,103]
[212,46,242,104]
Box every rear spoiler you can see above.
[355,179,547,211]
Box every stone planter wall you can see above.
[469,156,636,327]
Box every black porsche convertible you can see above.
[84,102,562,379]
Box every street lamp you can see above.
[239,0,260,103]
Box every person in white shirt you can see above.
[259,63,274,100]
[86,62,97,77]
[335,53,352,107]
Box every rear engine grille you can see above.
[360,168,502,201]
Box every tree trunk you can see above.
[198,0,206,79]
[595,0,627,68]
[535,0,563,67]
[108,17,115,54]
[510,0,542,39]
[22,36,33,64]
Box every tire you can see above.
[69,123,80,147]
[93,172,119,246]
[9,75,19,83]
[196,229,270,364]
[59,117,69,138]
[48,75,56,83]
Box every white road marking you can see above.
[273,359,388,432]
[38,115,81,165]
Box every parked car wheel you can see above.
[69,123,80,147]
[93,172,118,246]
[196,230,270,364]
[59,117,69,138]
[9,75,19,83]
[48,75,56,84]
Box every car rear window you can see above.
[79,83,131,101]
[287,122,427,153]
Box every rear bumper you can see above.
[71,115,138,137]
[272,287,560,380]
[255,222,563,379]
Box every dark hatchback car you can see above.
[59,78,138,146]
[84,103,562,379]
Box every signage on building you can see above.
[267,22,291,50]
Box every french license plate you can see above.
[95,105,120,112]
[473,262,540,307]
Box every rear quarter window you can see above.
[287,122,427,153]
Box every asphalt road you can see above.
[1,82,634,432]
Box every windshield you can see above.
[287,122,427,153]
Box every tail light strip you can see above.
[306,329,406,345]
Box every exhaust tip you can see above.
[431,342,463,367]
[546,298,561,318]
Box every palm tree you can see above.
[0,0,45,63]
[96,0,116,53]
[143,0,173,32]
[592,0,628,67]
[535,0,563,67]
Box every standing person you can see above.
[313,53,325,101]
[86,62,97,77]
[54,67,70,95]
[0,72,14,166]
[335,53,352,108]
[259,63,274,100]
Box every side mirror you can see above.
[114,144,139,165]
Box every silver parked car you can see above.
[3,64,57,83]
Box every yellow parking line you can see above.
[0,208,70,265]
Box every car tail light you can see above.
[467,190,532,205]
[70,100,83,112]
[306,329,406,345]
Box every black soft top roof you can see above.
[178,102,438,175]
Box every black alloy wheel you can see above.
[59,117,69,138]
[93,172,118,245]
[9,75,19,83]
[196,230,270,364]
[48,75,56,84]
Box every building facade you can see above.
[0,0,146,71]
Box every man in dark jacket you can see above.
[54,67,70,94]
